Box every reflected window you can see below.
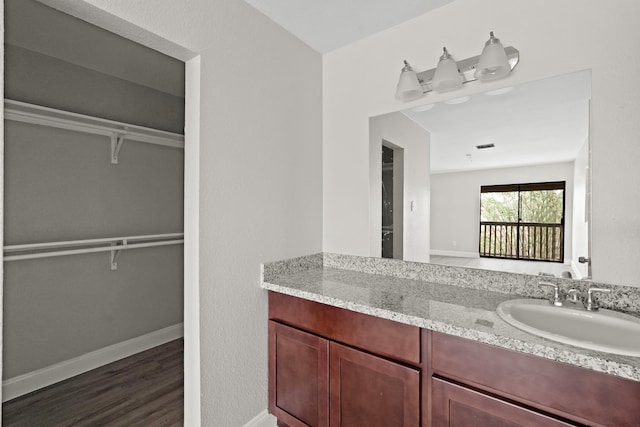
[480,181,565,262]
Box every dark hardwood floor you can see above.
[3,339,184,426]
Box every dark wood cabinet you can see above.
[268,321,419,427]
[269,321,329,427]
[268,291,420,365]
[329,341,419,427]
[429,331,640,427]
[268,292,421,427]
[431,378,577,427]
[268,291,640,427]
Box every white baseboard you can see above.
[430,249,478,258]
[2,323,184,402]
[244,410,277,427]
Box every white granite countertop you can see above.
[261,258,640,383]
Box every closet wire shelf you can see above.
[3,233,184,270]
[4,100,185,269]
[4,99,185,164]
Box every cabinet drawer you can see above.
[269,292,420,366]
[431,332,640,427]
[432,378,577,427]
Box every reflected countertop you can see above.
[261,263,640,382]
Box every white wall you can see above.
[323,0,640,286]
[572,139,590,278]
[19,0,323,425]
[430,162,574,262]
[1,0,5,406]
[370,112,430,262]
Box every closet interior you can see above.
[2,0,185,403]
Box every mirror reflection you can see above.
[371,70,592,279]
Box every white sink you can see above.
[496,299,640,357]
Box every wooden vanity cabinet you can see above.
[431,377,576,427]
[428,331,640,427]
[329,341,419,427]
[268,292,421,427]
[269,291,640,427]
[269,322,329,427]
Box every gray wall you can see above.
[4,123,183,243]
[3,9,184,378]
[3,122,184,379]
[22,1,324,423]
[5,45,184,134]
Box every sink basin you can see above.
[496,299,640,356]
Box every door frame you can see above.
[0,1,202,423]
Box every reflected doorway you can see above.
[381,142,404,259]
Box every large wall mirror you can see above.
[370,70,591,280]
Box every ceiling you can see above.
[244,0,455,53]
[402,71,591,174]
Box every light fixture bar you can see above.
[415,46,519,93]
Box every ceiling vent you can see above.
[475,143,495,150]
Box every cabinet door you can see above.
[269,321,329,427]
[329,341,419,427]
[431,378,578,427]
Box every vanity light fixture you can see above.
[395,31,519,102]
[475,32,511,81]
[432,47,463,92]
[395,61,424,101]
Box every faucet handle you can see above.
[539,282,564,306]
[567,288,581,302]
[585,287,611,311]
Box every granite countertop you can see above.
[261,256,640,382]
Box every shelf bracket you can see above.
[110,134,125,164]
[110,241,125,270]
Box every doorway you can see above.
[381,142,404,260]
[2,0,197,418]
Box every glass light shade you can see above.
[431,47,463,93]
[474,32,511,81]
[395,61,423,101]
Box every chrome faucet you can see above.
[542,286,612,311]
[584,287,611,311]
[539,282,565,306]
[564,288,584,309]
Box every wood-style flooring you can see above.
[2,339,184,427]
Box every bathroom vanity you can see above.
[263,254,640,427]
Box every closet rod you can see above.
[4,240,183,262]
[4,99,184,149]
[3,233,184,262]
[4,233,184,252]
